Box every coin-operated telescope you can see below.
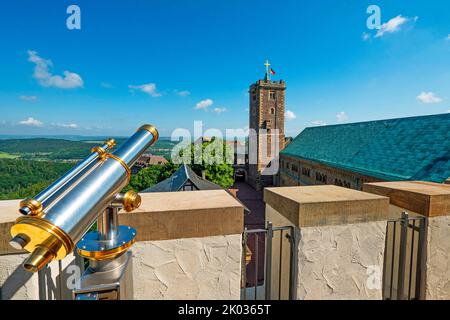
[9,124,158,300]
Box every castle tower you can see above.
[247,60,286,190]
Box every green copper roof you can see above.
[281,113,450,183]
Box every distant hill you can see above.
[0,138,99,160]
[0,137,177,160]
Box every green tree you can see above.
[122,161,180,192]
[189,138,235,189]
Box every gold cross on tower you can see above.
[264,59,271,81]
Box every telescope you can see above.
[9,124,158,299]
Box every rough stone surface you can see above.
[0,253,39,300]
[297,221,386,300]
[425,215,450,299]
[132,234,242,300]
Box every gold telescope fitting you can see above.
[91,146,107,160]
[77,238,136,261]
[137,124,159,146]
[10,216,74,271]
[122,190,141,212]
[23,237,61,272]
[19,198,43,216]
[104,138,116,149]
[105,153,132,182]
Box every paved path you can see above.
[230,182,266,289]
[230,182,265,229]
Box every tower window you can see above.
[270,108,275,115]
[269,91,276,100]
[252,94,257,101]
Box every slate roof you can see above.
[142,164,222,192]
[281,113,450,183]
[142,164,250,214]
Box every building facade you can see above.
[279,113,450,190]
[247,63,286,190]
[131,154,168,174]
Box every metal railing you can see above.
[241,221,299,300]
[383,212,427,300]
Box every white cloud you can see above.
[19,95,38,102]
[336,111,349,123]
[128,83,161,97]
[19,117,43,127]
[175,90,190,97]
[447,34,450,40]
[53,123,78,129]
[416,91,443,104]
[311,120,327,126]
[27,50,83,89]
[375,15,410,38]
[195,98,213,110]
[362,32,371,41]
[285,110,296,120]
[213,107,227,114]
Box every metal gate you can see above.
[383,212,427,300]
[241,222,299,300]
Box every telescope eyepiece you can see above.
[19,198,43,216]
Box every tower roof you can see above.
[281,113,450,183]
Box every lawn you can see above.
[0,152,19,159]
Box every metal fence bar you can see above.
[389,221,397,299]
[415,217,426,300]
[254,233,259,300]
[278,229,283,300]
[383,214,427,300]
[242,228,247,300]
[265,221,273,300]
[407,219,416,299]
[241,224,297,301]
[397,212,409,300]
[289,226,300,300]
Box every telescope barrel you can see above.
[10,124,158,272]
[19,139,116,216]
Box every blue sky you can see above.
[0,0,449,137]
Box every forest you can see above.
[0,159,73,200]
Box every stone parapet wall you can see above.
[363,181,450,300]
[264,185,389,300]
[133,234,242,299]
[0,190,244,300]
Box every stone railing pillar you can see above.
[364,181,450,300]
[264,185,389,300]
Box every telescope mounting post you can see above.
[73,191,140,300]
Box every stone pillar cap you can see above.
[363,181,450,217]
[264,185,389,227]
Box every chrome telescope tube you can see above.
[10,124,158,272]
[19,139,116,216]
